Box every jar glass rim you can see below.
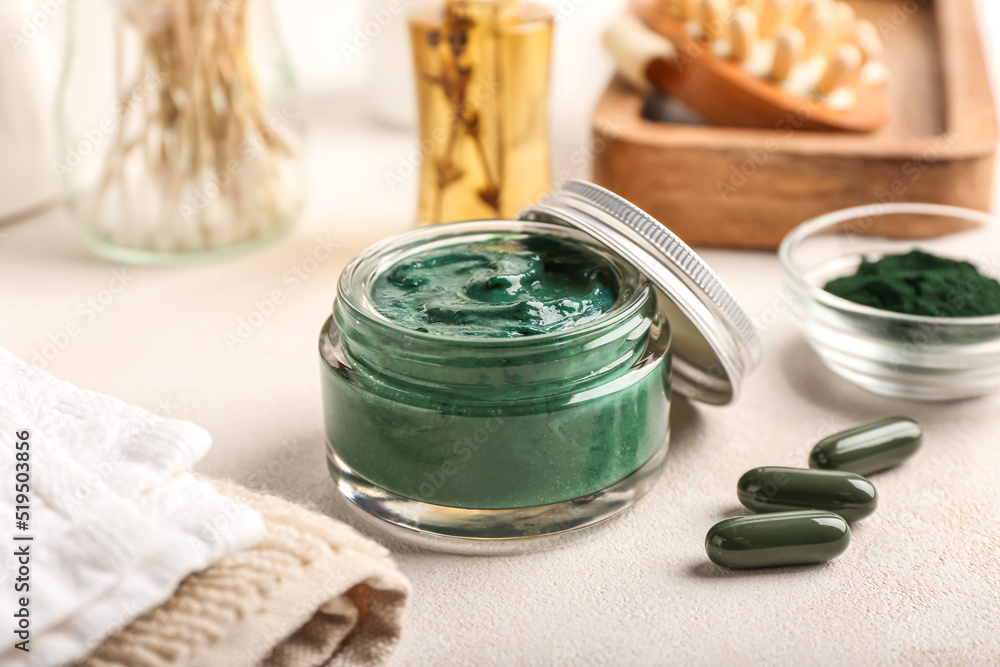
[334,219,653,349]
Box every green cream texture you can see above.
[321,356,670,509]
[371,236,619,338]
[322,226,671,510]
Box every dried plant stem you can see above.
[87,0,298,253]
[425,0,505,225]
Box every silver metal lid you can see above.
[520,180,762,405]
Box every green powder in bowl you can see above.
[824,250,1000,318]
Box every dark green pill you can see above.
[705,511,851,569]
[809,417,922,475]
[737,467,878,522]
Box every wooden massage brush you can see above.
[603,0,890,131]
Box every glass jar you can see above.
[55,0,305,264]
[321,220,672,540]
[320,180,762,546]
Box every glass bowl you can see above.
[779,203,1000,401]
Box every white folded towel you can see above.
[0,348,264,667]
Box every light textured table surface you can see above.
[3,1,1000,665]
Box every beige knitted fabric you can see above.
[80,479,410,667]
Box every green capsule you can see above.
[705,511,851,569]
[810,417,922,476]
[737,467,877,522]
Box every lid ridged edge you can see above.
[521,180,763,404]
[558,181,762,366]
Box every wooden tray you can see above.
[591,0,997,249]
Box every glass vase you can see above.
[56,0,306,264]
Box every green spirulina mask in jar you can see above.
[371,235,620,337]
[319,180,761,545]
